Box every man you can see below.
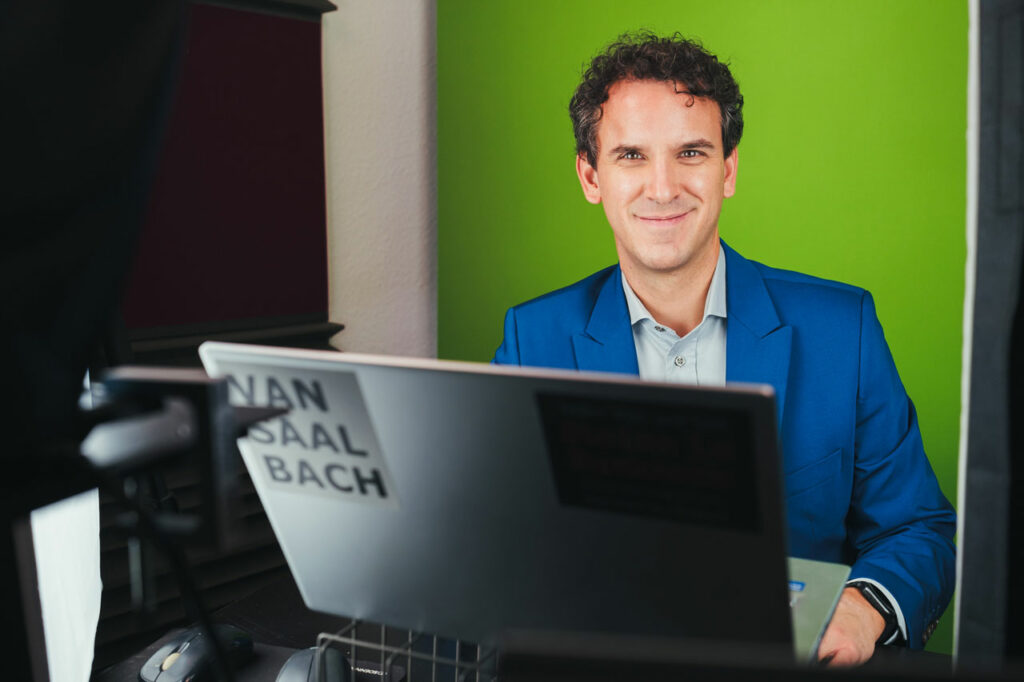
[492,32,955,666]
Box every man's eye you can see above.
[680,149,704,159]
[620,151,643,160]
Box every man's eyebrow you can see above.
[678,138,716,150]
[608,144,643,157]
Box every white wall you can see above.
[321,1,437,357]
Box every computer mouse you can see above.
[275,646,351,682]
[139,623,254,682]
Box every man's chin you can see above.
[629,257,694,277]
[629,239,718,276]
[635,248,697,273]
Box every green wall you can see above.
[438,0,967,654]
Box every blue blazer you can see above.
[493,241,956,648]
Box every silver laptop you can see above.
[199,341,844,658]
[788,557,850,661]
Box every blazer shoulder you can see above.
[746,257,869,311]
[510,265,618,321]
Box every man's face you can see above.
[576,79,738,280]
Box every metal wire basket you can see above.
[312,620,498,682]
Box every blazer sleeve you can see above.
[845,292,956,648]
[492,307,521,365]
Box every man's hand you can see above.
[816,587,886,667]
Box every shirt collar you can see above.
[621,244,728,327]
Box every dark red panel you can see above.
[122,3,327,332]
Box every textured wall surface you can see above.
[322,1,437,357]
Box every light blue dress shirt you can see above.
[621,245,728,386]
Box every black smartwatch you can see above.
[847,580,901,645]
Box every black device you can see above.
[139,624,254,682]
[276,647,352,682]
[86,367,285,549]
[846,581,900,645]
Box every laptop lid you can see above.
[199,341,792,648]
[788,557,850,661]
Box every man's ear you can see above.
[723,147,738,199]
[576,153,602,205]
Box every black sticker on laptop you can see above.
[537,392,758,531]
[223,367,397,507]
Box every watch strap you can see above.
[848,580,900,645]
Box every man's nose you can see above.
[645,159,680,203]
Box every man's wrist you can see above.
[846,581,900,644]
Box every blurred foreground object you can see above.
[0,2,186,678]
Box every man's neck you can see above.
[621,246,720,338]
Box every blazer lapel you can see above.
[723,243,793,429]
[571,265,640,375]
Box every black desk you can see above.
[94,568,954,682]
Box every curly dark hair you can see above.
[569,31,744,167]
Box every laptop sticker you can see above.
[789,580,806,607]
[223,366,397,507]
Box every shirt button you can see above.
[674,355,686,367]
[654,325,666,332]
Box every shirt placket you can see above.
[667,333,698,384]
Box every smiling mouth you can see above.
[635,211,691,223]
